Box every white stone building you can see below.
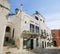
[0,0,10,54]
[0,0,52,54]
[33,12,52,48]
[6,9,52,50]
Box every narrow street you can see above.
[3,47,60,54]
[30,48,60,54]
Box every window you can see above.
[41,30,43,35]
[12,29,15,38]
[5,37,9,42]
[40,19,42,21]
[23,38,27,49]
[36,26,39,33]
[44,30,46,33]
[6,26,10,32]
[35,16,39,20]
[52,33,55,37]
[23,38,31,49]
[36,38,39,46]
[44,30,46,35]
[25,21,27,24]
[30,24,39,33]
[47,33,49,36]
[30,24,34,32]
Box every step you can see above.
[3,47,19,54]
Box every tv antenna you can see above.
[20,3,23,11]
[19,0,23,11]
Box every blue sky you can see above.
[9,0,60,29]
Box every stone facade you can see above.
[0,0,10,54]
[0,0,52,54]
[51,29,60,47]
[7,9,52,50]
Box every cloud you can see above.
[46,12,60,22]
[47,20,60,29]
[45,12,60,29]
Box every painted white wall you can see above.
[0,0,10,54]
[8,10,52,49]
[0,0,10,9]
[34,38,36,48]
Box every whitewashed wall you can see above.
[0,0,10,54]
[8,10,52,49]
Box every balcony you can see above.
[22,30,40,38]
[40,33,47,39]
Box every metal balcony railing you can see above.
[22,30,40,38]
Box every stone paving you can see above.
[3,50,35,54]
[3,47,35,54]
[3,47,60,54]
[30,48,60,54]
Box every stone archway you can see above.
[3,26,11,46]
[53,41,57,47]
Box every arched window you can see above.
[6,26,10,32]
[35,16,39,20]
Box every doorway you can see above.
[4,26,11,46]
[53,41,57,47]
[31,39,33,49]
[42,41,44,48]
[36,38,39,47]
[45,41,46,48]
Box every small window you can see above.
[25,21,27,24]
[6,26,10,32]
[41,30,43,35]
[36,26,39,33]
[12,29,15,38]
[35,16,39,20]
[36,38,39,46]
[23,38,27,49]
[52,33,55,36]
[47,33,49,36]
[44,30,46,34]
[40,19,42,21]
[30,24,34,32]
